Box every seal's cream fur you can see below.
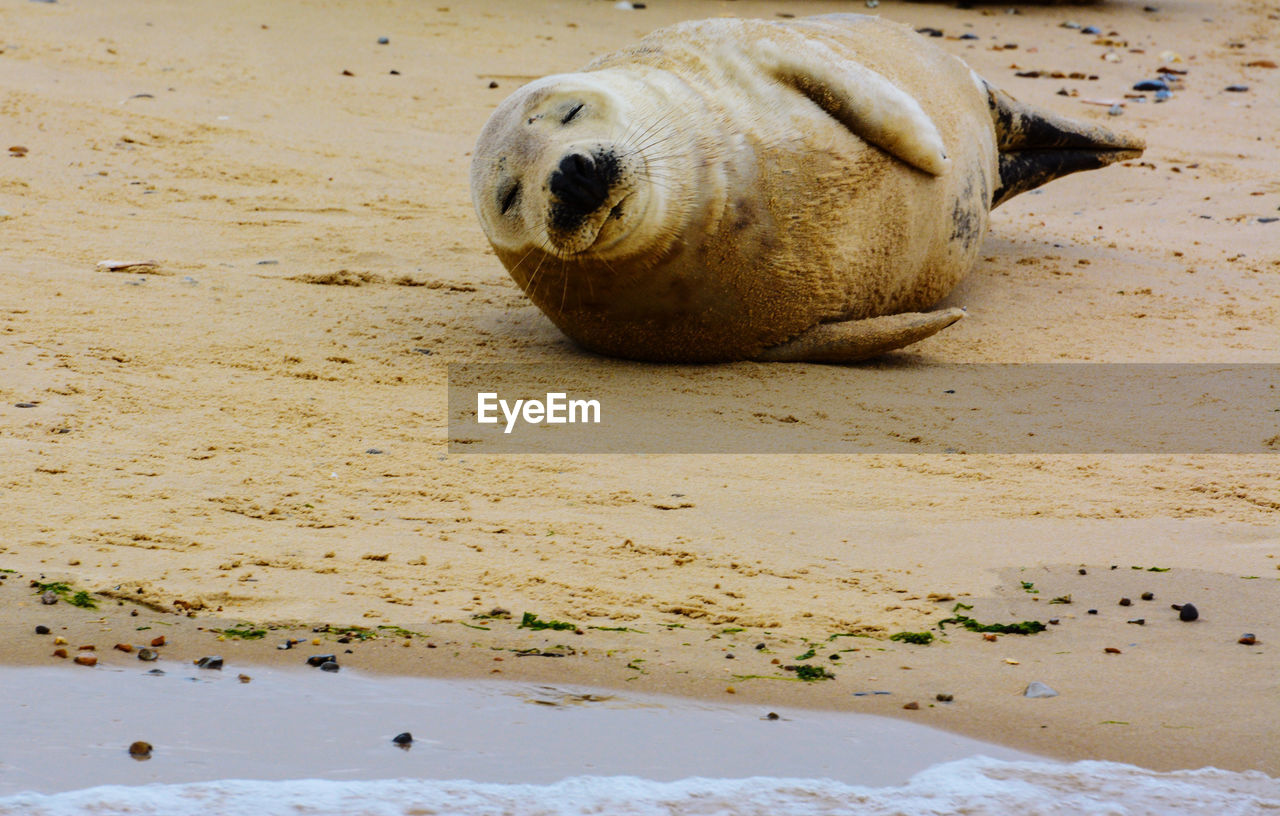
[471,14,1140,362]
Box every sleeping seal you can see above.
[470,14,1144,362]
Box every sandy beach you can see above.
[2,0,1278,790]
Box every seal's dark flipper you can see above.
[754,308,964,363]
[986,83,1144,208]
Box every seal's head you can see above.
[470,71,690,265]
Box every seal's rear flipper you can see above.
[986,82,1144,207]
[754,308,964,363]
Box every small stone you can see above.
[1024,681,1058,698]
[725,653,735,659]
[377,37,389,45]
[903,701,920,710]
[755,642,766,650]
[53,648,68,658]
[146,668,165,676]
[1104,647,1122,654]
[238,673,252,683]
[1225,84,1250,92]
[488,80,498,89]
[365,448,384,455]
[1078,568,1087,575]
[1061,21,1083,30]
[114,643,134,653]
[1048,618,1061,625]
[16,402,37,408]
[1108,104,1124,116]
[936,693,954,702]
[35,625,50,635]
[150,636,165,648]
[1119,597,1132,606]
[1141,592,1154,601]
[392,731,414,746]
[307,654,336,667]
[78,645,95,651]
[1081,25,1101,34]
[196,655,223,670]
[128,741,153,760]
[74,654,98,667]
[1179,603,1199,622]
[137,648,158,661]
[1088,609,1098,615]
[1239,633,1257,645]
[319,660,340,672]
[1127,618,1145,625]
[1133,79,1169,92]
[54,636,67,645]
[959,33,979,41]
[764,712,780,720]
[983,633,998,642]
[41,591,58,605]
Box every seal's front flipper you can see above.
[755,308,964,363]
[756,38,949,176]
[986,82,1144,207]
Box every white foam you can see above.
[1,759,1277,816]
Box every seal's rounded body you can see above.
[471,15,1142,362]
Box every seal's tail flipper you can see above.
[754,308,964,363]
[986,83,1144,208]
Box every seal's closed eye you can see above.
[561,103,585,124]
[500,182,521,215]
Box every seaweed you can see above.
[32,580,98,609]
[519,612,576,631]
[790,664,835,682]
[1020,581,1039,594]
[793,647,817,661]
[888,631,935,645]
[589,625,645,633]
[938,614,1046,635]
[216,626,267,640]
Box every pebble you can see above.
[74,654,98,667]
[53,648,68,658]
[54,636,67,645]
[320,660,341,672]
[1078,568,1088,575]
[1024,681,1059,698]
[916,27,943,38]
[1088,609,1098,615]
[1127,618,1146,625]
[1239,633,1257,645]
[764,712,780,721]
[1061,21,1083,30]
[128,741,153,760]
[392,732,414,746]
[902,702,920,710]
[1104,647,1122,654]
[1177,603,1199,622]
[238,674,252,683]
[959,33,979,41]
[16,402,37,408]
[151,636,165,647]
[35,625,50,635]
[1081,25,1101,35]
[754,642,766,650]
[1133,79,1169,92]
[377,37,389,45]
[307,654,337,667]
[1225,85,1250,92]
[1107,104,1124,117]
[41,591,58,605]
[137,648,158,661]
[114,643,134,653]
[365,448,384,455]
[1141,592,1154,601]
[196,655,223,670]
[1119,597,1132,606]
[147,668,165,676]
[1155,89,1172,102]
[936,693,954,702]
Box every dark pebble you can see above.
[936,693,954,702]
[137,648,158,661]
[196,655,223,670]
[1239,633,1257,645]
[725,653,734,659]
[1179,603,1199,622]
[903,702,920,710]
[389,70,400,76]
[754,642,766,650]
[1133,79,1169,92]
[1078,568,1088,575]
[35,625,50,635]
[1144,5,1160,11]
[829,654,841,661]
[764,712,780,720]
[307,654,337,667]
[488,80,499,89]
[959,33,979,40]
[15,402,37,408]
[1081,25,1101,34]
[1088,609,1098,615]
[1119,597,1132,606]
[128,741,153,760]
[1127,618,1145,625]
[392,731,413,745]
[1225,84,1250,92]
[146,668,165,676]
[916,27,943,37]
[1048,618,1060,625]
[365,448,384,454]
[319,660,340,672]
[255,259,278,265]
[1259,217,1279,224]
[1141,592,1154,601]
[377,37,389,45]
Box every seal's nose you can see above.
[549,151,611,219]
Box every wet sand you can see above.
[1,0,1278,782]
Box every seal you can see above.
[470,14,1144,362]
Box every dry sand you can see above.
[1,0,1278,778]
